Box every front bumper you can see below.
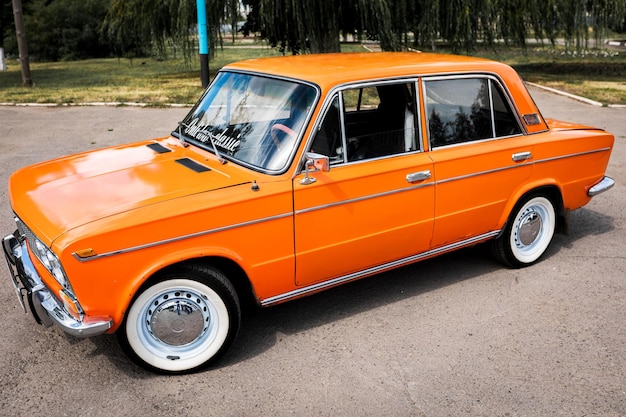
[3,232,112,338]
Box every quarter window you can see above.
[310,96,343,164]
[425,77,521,148]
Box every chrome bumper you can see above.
[3,233,112,338]
[588,176,615,197]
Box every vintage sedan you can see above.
[3,52,615,373]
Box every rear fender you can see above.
[497,179,564,235]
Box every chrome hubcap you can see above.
[518,210,542,247]
[145,290,211,347]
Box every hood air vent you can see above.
[147,143,172,154]
[175,158,211,173]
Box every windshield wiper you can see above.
[175,121,190,147]
[208,132,227,164]
[175,121,227,164]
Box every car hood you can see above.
[9,138,252,243]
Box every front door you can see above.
[293,82,435,286]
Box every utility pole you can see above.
[11,0,32,86]
[196,0,209,88]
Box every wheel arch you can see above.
[111,252,257,333]
[159,257,257,308]
[498,183,566,238]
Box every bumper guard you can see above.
[588,176,615,197]
[3,233,112,338]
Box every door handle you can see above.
[406,170,431,183]
[512,151,532,162]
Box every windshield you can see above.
[175,72,317,172]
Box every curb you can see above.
[1,84,623,109]
[0,102,193,108]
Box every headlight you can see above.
[15,218,72,291]
[32,237,71,290]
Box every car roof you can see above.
[223,52,515,88]
[223,51,548,134]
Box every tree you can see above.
[405,0,626,52]
[103,0,190,60]
[103,0,231,63]
[11,0,32,86]
[252,0,399,54]
[258,0,341,53]
[226,0,241,43]
[103,0,626,61]
[23,0,112,61]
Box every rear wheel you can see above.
[491,195,556,268]
[118,264,240,374]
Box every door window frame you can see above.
[304,78,423,170]
[422,73,524,150]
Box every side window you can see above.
[343,82,417,162]
[425,77,521,148]
[492,83,522,137]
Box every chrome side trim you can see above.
[533,147,612,164]
[72,212,293,262]
[437,163,529,184]
[295,182,434,215]
[436,147,611,185]
[261,230,500,306]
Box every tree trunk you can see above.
[12,0,32,87]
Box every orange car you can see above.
[3,52,614,373]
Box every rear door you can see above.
[423,75,532,247]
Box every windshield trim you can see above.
[174,70,321,176]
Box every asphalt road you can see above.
[0,87,624,417]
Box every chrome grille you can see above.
[15,217,44,262]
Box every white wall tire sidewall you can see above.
[509,196,555,265]
[125,278,230,373]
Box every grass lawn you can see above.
[0,45,284,105]
[0,41,624,106]
[473,45,626,105]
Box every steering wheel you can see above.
[270,123,296,150]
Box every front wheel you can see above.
[491,195,556,268]
[118,264,240,374]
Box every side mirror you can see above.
[300,152,330,185]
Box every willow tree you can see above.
[258,0,341,53]
[523,0,626,50]
[103,0,626,60]
[497,0,530,48]
[103,0,228,62]
[410,0,440,50]
[526,0,560,45]
[254,0,398,53]
[409,0,626,52]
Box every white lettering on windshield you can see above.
[185,118,241,153]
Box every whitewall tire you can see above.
[491,195,556,268]
[118,264,240,374]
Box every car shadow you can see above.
[91,206,614,376]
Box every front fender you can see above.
[106,245,249,333]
